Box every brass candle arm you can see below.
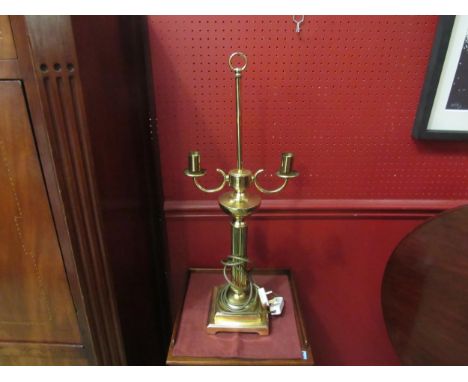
[252,169,289,194]
[193,168,228,193]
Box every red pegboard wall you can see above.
[148,16,468,201]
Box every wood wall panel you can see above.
[0,81,81,344]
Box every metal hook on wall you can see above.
[293,15,305,33]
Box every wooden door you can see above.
[0,81,84,364]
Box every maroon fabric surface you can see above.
[173,272,303,359]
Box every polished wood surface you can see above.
[0,81,81,345]
[382,205,468,365]
[0,16,16,59]
[0,343,88,365]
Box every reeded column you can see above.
[230,218,248,299]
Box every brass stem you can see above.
[235,71,242,170]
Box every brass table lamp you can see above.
[184,52,299,335]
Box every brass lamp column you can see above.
[184,52,299,335]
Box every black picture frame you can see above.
[412,16,468,141]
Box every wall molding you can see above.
[164,199,468,220]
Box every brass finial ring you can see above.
[228,52,247,72]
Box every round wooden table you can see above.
[382,205,468,365]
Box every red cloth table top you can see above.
[171,271,310,363]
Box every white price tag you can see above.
[268,296,284,316]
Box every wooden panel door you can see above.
[0,81,81,344]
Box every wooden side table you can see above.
[166,269,314,365]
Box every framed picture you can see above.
[413,16,468,140]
